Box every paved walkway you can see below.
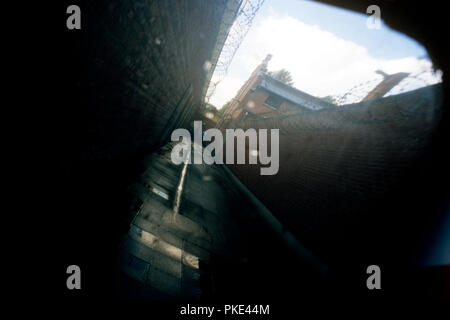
[116,141,323,300]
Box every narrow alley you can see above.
[116,141,325,300]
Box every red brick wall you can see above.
[226,84,443,262]
[244,89,309,118]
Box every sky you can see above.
[208,0,441,108]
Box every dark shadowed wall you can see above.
[225,84,445,283]
[39,0,240,299]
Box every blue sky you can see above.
[260,0,426,60]
[208,0,439,107]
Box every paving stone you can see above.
[123,235,183,279]
[146,265,181,297]
[119,138,274,298]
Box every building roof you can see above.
[258,74,335,111]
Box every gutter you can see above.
[218,163,328,277]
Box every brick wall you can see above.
[42,0,240,298]
[225,84,444,264]
[243,89,311,119]
[68,0,236,161]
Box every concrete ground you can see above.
[115,141,324,300]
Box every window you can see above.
[264,94,283,109]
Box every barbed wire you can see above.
[205,0,266,103]
[333,78,381,106]
[333,66,442,106]
[384,68,442,97]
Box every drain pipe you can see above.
[172,143,191,218]
[220,164,328,277]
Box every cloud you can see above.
[208,76,243,107]
[209,14,440,108]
